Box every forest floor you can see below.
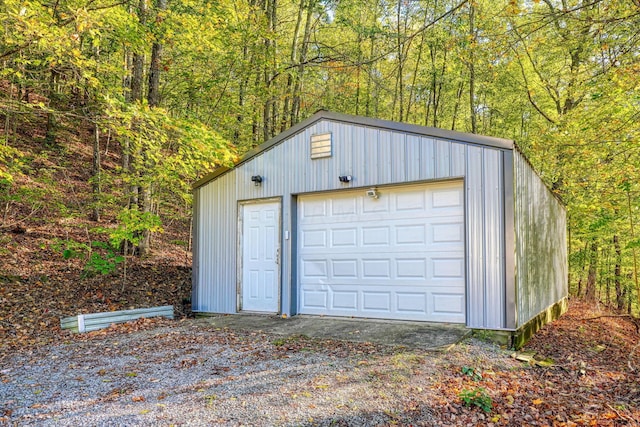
[0,99,195,352]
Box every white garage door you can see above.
[297,181,465,323]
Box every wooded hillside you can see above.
[1,0,640,316]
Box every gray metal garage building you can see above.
[192,111,567,346]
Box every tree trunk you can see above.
[626,183,640,315]
[406,4,430,122]
[147,0,166,108]
[91,122,101,222]
[122,47,132,185]
[290,0,313,126]
[138,0,167,257]
[45,112,57,145]
[468,2,477,133]
[614,234,624,311]
[131,0,147,103]
[262,0,277,142]
[451,81,464,131]
[281,0,305,131]
[577,240,588,297]
[393,0,405,122]
[364,34,375,117]
[585,239,598,301]
[601,246,609,305]
[127,0,146,224]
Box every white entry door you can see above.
[297,181,465,323]
[240,201,280,312]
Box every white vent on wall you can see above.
[310,132,332,159]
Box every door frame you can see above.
[236,197,282,313]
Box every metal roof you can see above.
[193,110,515,189]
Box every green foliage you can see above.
[461,366,483,382]
[103,98,235,216]
[51,237,122,277]
[83,241,124,277]
[107,207,163,249]
[51,238,90,260]
[0,144,20,184]
[459,387,492,413]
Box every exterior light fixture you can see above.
[366,188,379,199]
[251,175,263,186]
[338,175,352,183]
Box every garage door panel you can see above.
[301,259,329,278]
[432,187,464,208]
[332,259,358,278]
[362,226,391,246]
[331,197,357,215]
[331,228,357,247]
[333,291,358,309]
[302,229,327,248]
[431,222,464,244]
[302,253,464,281]
[432,293,465,312]
[300,284,465,321]
[301,199,327,217]
[302,289,328,309]
[363,195,390,213]
[362,292,392,312]
[396,224,427,245]
[304,220,463,250]
[298,181,465,323]
[362,259,391,278]
[396,191,427,211]
[396,292,428,313]
[396,258,427,278]
[431,257,465,279]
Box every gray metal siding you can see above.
[191,190,200,309]
[483,149,505,328]
[194,173,238,313]
[463,146,505,329]
[466,146,484,327]
[514,150,568,327]
[194,119,509,328]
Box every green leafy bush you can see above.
[52,238,91,260]
[459,387,492,413]
[83,241,124,277]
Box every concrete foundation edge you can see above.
[473,297,568,349]
[512,297,568,349]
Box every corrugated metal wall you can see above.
[193,118,509,329]
[514,150,568,327]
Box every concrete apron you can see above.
[201,314,471,351]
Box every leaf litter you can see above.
[0,300,638,425]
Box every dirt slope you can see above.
[0,100,193,351]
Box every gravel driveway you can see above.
[1,319,511,426]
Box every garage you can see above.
[192,110,568,347]
[297,181,465,322]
